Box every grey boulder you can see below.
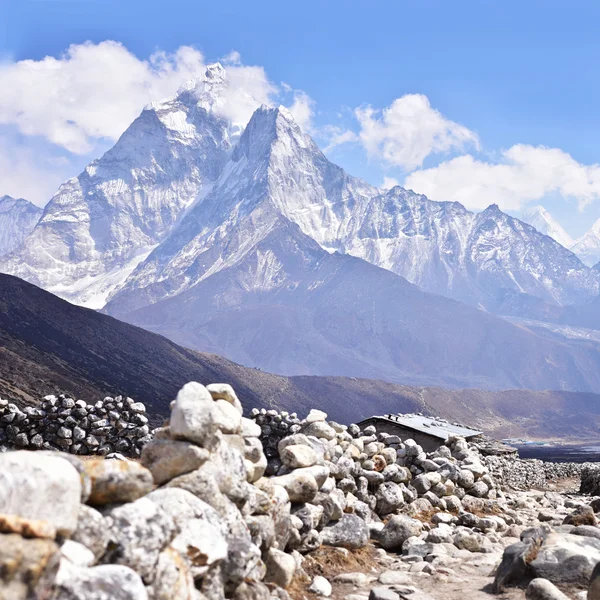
[378,515,423,551]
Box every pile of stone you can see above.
[483,455,548,490]
[252,408,503,517]
[3,384,600,600]
[0,394,152,457]
[543,460,587,481]
[0,383,376,600]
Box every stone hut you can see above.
[357,413,483,451]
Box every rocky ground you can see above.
[1,382,600,600]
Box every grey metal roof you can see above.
[362,413,483,441]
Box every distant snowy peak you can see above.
[521,205,573,249]
[572,218,600,267]
[0,196,42,257]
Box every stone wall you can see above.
[0,394,152,457]
[484,453,590,491]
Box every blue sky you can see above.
[1,0,600,237]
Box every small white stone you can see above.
[305,409,328,423]
[241,417,262,438]
[170,382,219,446]
[308,575,332,596]
[213,399,243,434]
[60,540,95,568]
[206,383,243,414]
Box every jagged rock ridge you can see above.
[572,218,600,267]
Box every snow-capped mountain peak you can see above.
[3,91,600,315]
[521,205,574,249]
[148,62,227,112]
[571,217,600,267]
[0,64,239,307]
[0,195,42,257]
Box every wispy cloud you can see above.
[355,94,479,171]
[405,145,600,211]
[0,41,278,154]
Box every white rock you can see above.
[265,548,296,588]
[306,409,328,423]
[170,382,220,447]
[303,422,336,440]
[60,540,96,568]
[206,383,243,414]
[0,451,81,536]
[146,488,226,532]
[333,572,375,586]
[141,439,210,485]
[309,575,332,596]
[378,571,413,585]
[72,505,110,561]
[241,417,262,438]
[270,471,319,503]
[281,444,318,469]
[149,547,196,600]
[214,399,243,434]
[170,518,228,577]
[53,561,148,600]
[104,498,178,580]
[295,465,330,488]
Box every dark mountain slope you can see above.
[0,273,299,415]
[3,273,600,440]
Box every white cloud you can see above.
[381,176,400,189]
[288,91,315,132]
[0,41,279,154]
[0,40,321,204]
[405,145,600,211]
[216,64,277,128]
[355,94,479,170]
[0,42,209,154]
[322,127,359,153]
[221,50,242,66]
